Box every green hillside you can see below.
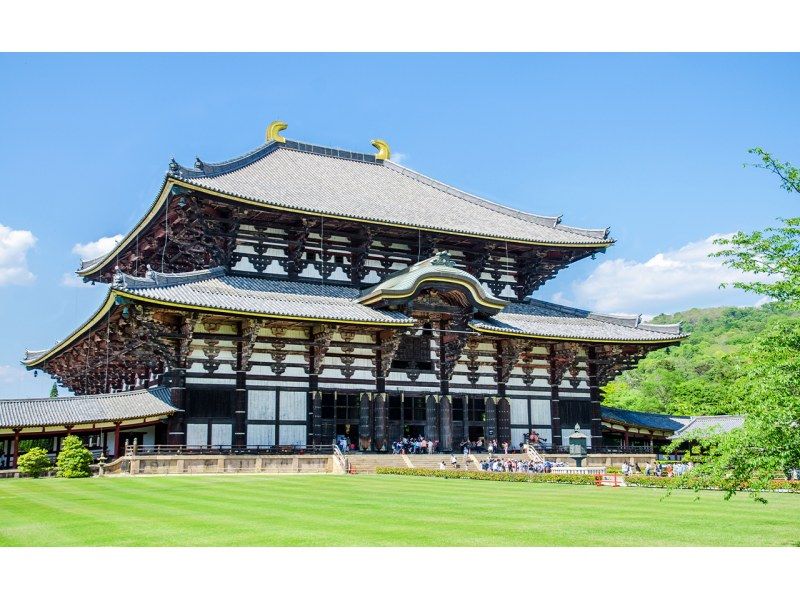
[602,303,800,416]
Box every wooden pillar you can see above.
[425,395,439,443]
[311,388,322,445]
[548,345,563,448]
[439,396,452,452]
[234,322,247,449]
[373,393,388,452]
[167,367,187,446]
[101,430,108,456]
[485,396,497,441]
[497,397,511,447]
[623,428,630,449]
[359,393,373,450]
[586,346,603,450]
[12,429,20,469]
[113,422,121,458]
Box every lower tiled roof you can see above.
[0,388,175,428]
[114,269,414,325]
[471,299,686,343]
[669,415,745,439]
[601,406,689,432]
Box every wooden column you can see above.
[167,367,187,445]
[497,397,511,447]
[439,396,452,452]
[586,346,603,450]
[12,429,20,469]
[359,394,373,450]
[113,422,121,458]
[311,388,321,445]
[233,322,247,449]
[374,393,388,452]
[425,395,439,443]
[623,428,630,449]
[549,346,563,448]
[485,396,497,441]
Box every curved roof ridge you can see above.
[113,266,226,290]
[169,140,282,179]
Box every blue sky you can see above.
[1,53,798,398]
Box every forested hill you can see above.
[601,303,800,416]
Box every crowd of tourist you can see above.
[392,436,438,454]
[478,457,566,473]
[642,461,694,477]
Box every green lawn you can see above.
[1,474,798,546]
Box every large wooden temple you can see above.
[7,122,685,463]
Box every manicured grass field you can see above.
[1,474,798,546]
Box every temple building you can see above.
[4,122,686,465]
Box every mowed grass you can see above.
[1,474,799,546]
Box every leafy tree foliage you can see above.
[17,447,52,478]
[18,438,53,453]
[602,303,799,415]
[670,320,800,500]
[49,383,58,398]
[56,435,93,478]
[712,148,800,304]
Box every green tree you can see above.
[49,383,58,398]
[712,148,800,304]
[56,435,93,478]
[672,320,800,500]
[17,447,52,478]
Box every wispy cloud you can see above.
[71,234,123,261]
[0,223,36,286]
[553,233,769,314]
[61,233,123,287]
[391,152,408,166]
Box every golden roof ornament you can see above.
[266,120,288,143]
[371,139,390,160]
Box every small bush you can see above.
[17,447,52,478]
[605,466,622,474]
[375,467,597,485]
[625,475,800,492]
[56,435,93,478]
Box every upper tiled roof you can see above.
[114,268,414,325]
[0,387,175,428]
[170,139,611,246]
[669,415,745,439]
[470,298,685,342]
[601,406,689,432]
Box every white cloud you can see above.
[71,234,123,261]
[555,233,769,314]
[391,152,408,165]
[0,223,36,285]
[0,364,25,384]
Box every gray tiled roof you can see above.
[601,406,689,432]
[669,415,745,439]
[171,140,611,246]
[471,299,686,342]
[0,388,175,428]
[114,269,413,324]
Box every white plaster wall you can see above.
[247,424,275,446]
[280,425,306,446]
[279,391,307,420]
[248,390,276,420]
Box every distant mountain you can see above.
[602,303,799,416]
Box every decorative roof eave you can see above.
[24,287,415,369]
[357,255,508,314]
[23,291,118,368]
[467,321,687,345]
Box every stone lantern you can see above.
[568,423,588,467]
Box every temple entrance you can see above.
[468,425,485,443]
[403,424,425,438]
[335,423,358,451]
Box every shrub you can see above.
[56,435,93,478]
[606,466,622,474]
[17,447,52,478]
[625,474,800,493]
[375,467,597,486]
